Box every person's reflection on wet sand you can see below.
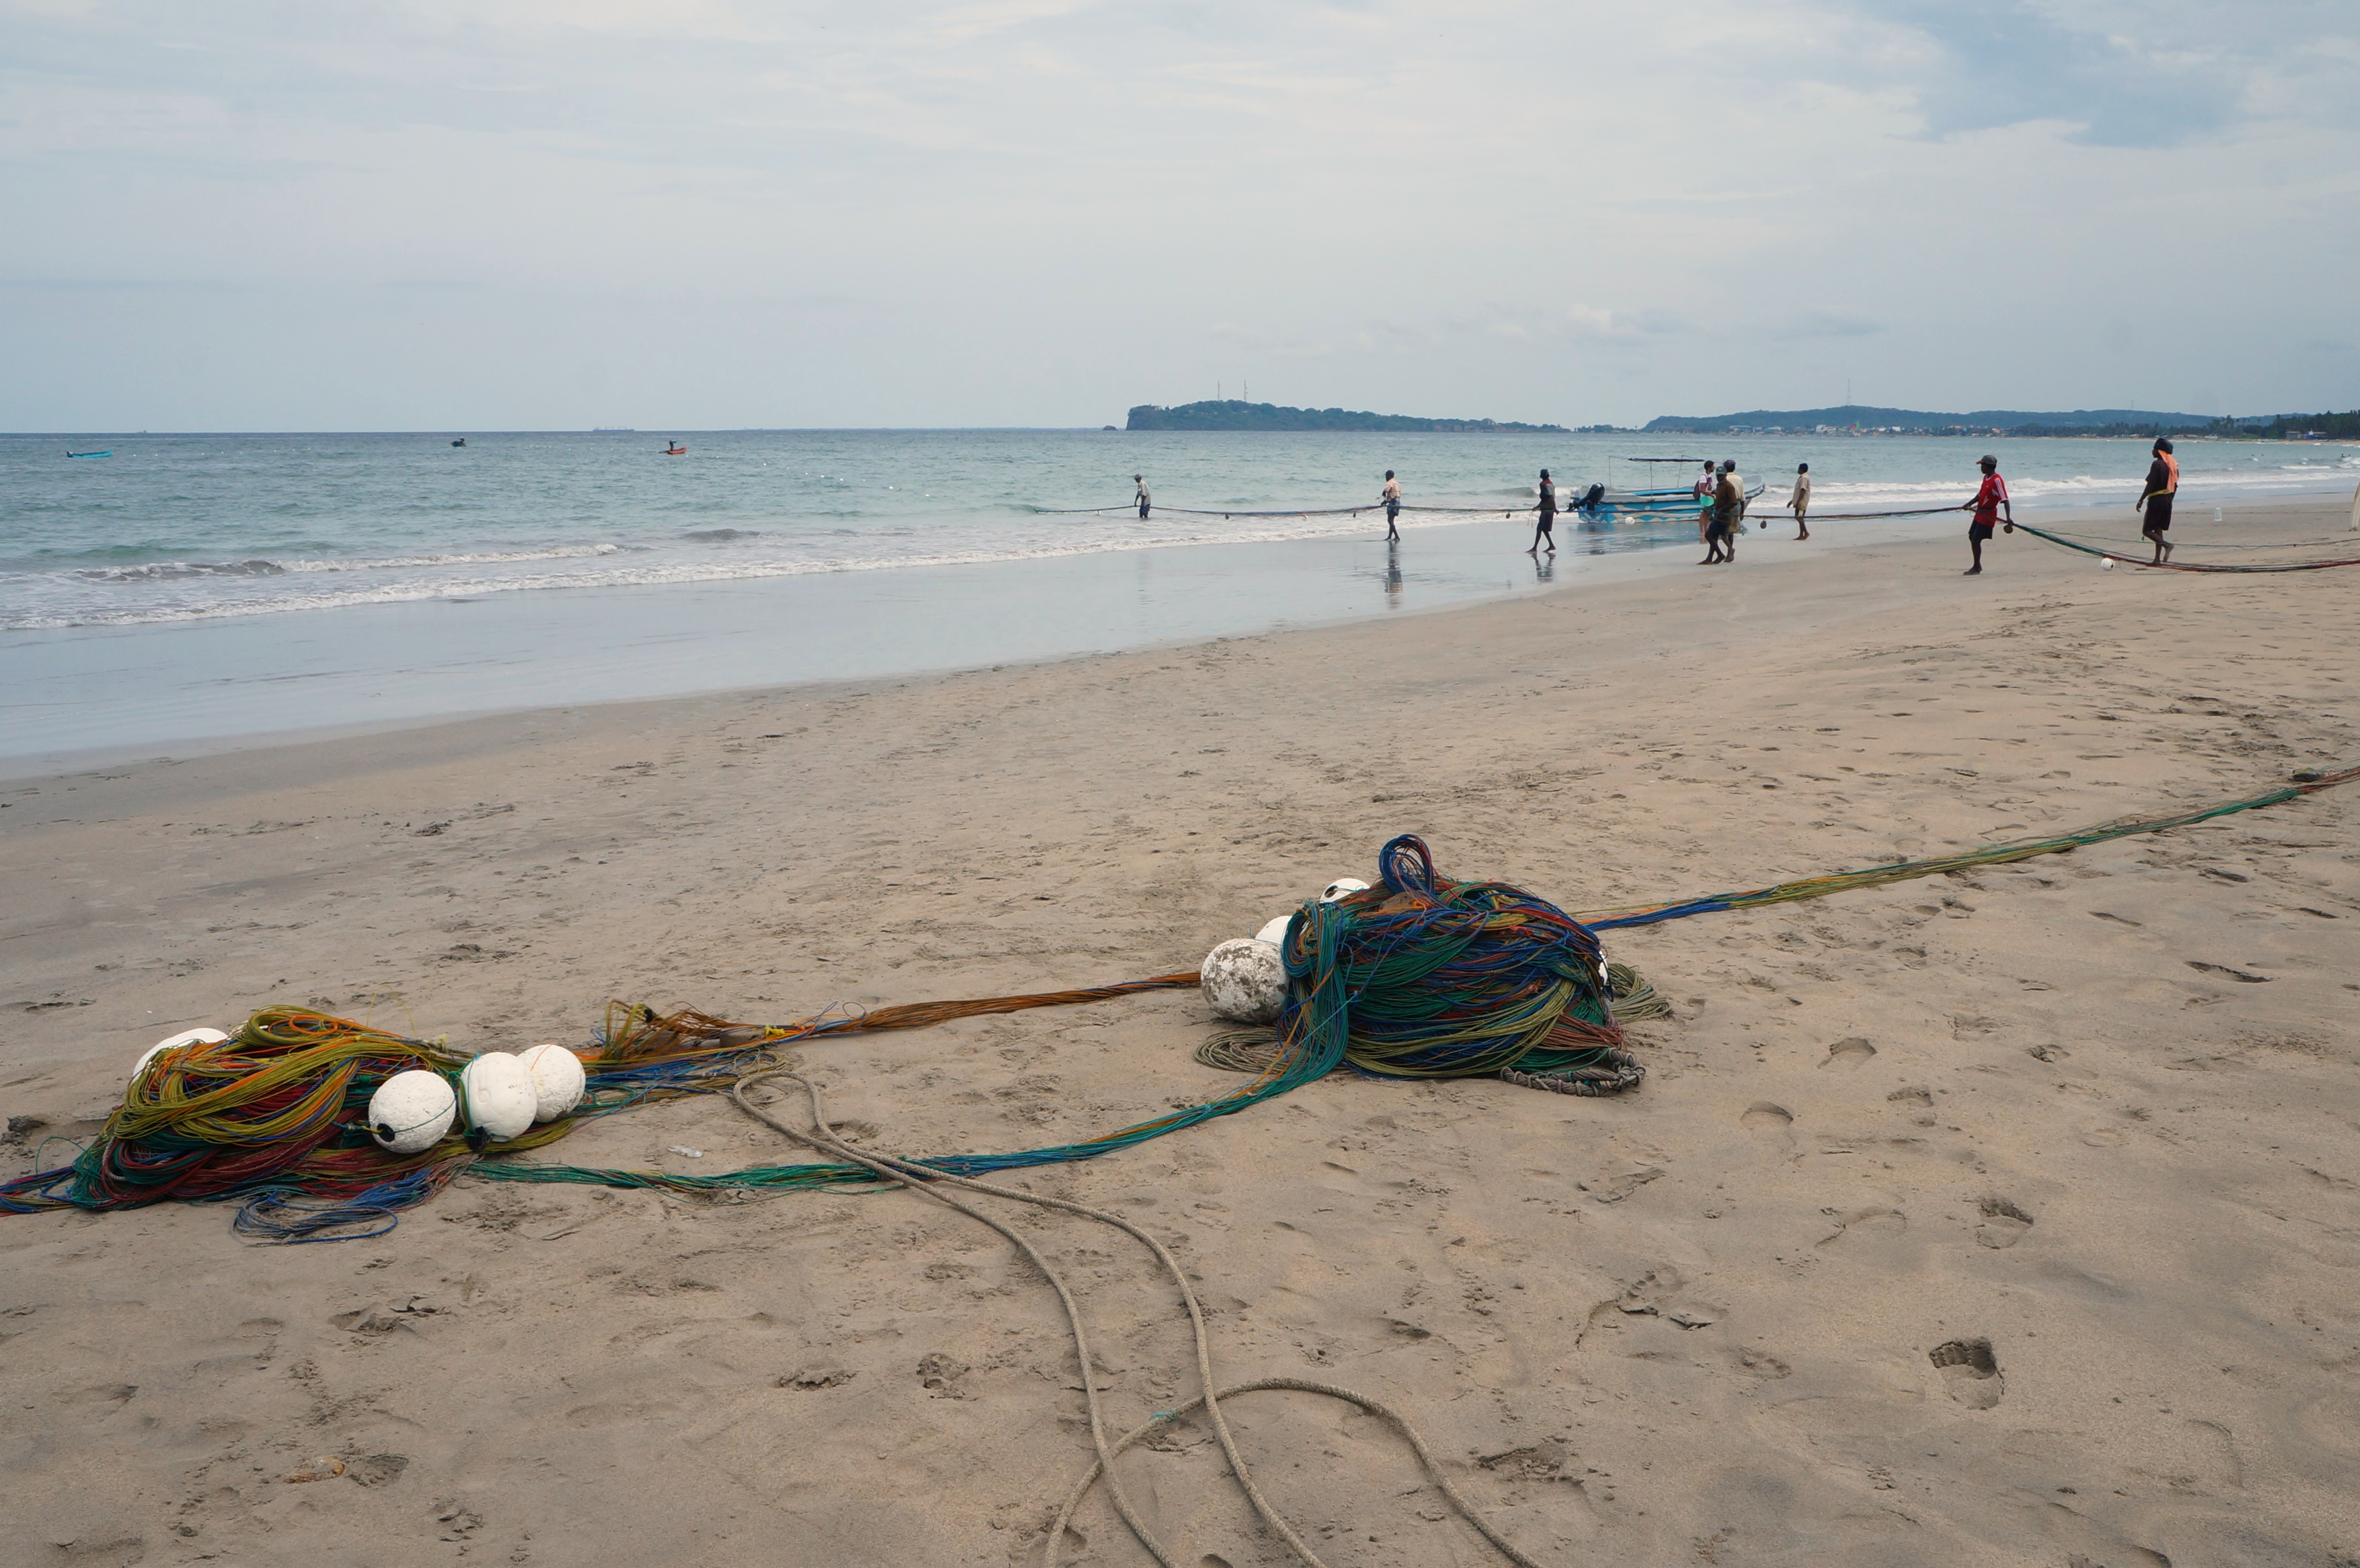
[1385,541,1404,606]
[1532,551,1554,583]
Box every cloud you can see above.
[1878,0,2356,147]
[1779,309,1883,339]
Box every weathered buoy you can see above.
[368,1069,457,1154]
[129,1026,231,1081]
[2100,557,2115,570]
[516,1042,587,1123]
[1201,937,1287,1024]
[459,1052,537,1142]
[1321,878,1371,902]
[1254,914,1293,946]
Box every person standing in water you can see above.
[1528,469,1558,554]
[1133,474,1152,518]
[1961,453,2013,574]
[2136,437,2178,564]
[1381,470,1402,542]
[1787,463,1811,540]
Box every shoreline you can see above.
[8,493,2325,778]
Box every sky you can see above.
[2,0,2356,430]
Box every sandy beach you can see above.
[3,496,2356,1567]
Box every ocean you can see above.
[5,429,2354,763]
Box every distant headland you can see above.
[1641,404,2212,438]
[1126,400,1567,433]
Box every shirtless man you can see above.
[1528,469,1557,554]
[1381,470,1402,542]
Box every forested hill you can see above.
[1127,400,1567,433]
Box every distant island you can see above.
[1127,400,1567,433]
[1641,404,2212,438]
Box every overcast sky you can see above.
[4,0,2356,430]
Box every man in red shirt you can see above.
[1961,454,2013,575]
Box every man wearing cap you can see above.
[1961,454,2013,575]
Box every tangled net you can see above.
[1201,835,1662,1095]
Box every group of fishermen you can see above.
[1127,434,2190,575]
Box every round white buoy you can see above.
[368,1069,457,1154]
[516,1042,587,1123]
[1201,937,1287,1024]
[1254,914,1294,947]
[129,1026,231,1081]
[1321,877,1371,903]
[2101,557,2116,570]
[460,1052,538,1142]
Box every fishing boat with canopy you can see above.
[1589,455,1764,516]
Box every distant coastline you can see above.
[1640,404,2215,438]
[1127,400,1567,433]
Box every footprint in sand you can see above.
[1975,1197,2034,1249]
[1930,1338,2004,1409]
[344,1453,410,1487]
[1818,1207,1906,1248]
[1820,1037,1876,1069]
[1741,1102,1793,1131]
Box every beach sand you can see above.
[3,498,2355,1567]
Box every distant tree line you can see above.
[1126,401,1566,433]
[2210,410,2360,440]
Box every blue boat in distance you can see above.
[67,449,113,459]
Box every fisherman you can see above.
[1787,462,1811,540]
[1381,469,1402,542]
[1702,460,1742,565]
[2136,437,2178,564]
[1528,469,1558,554]
[1961,453,2014,575]
[1722,458,1746,559]
[1135,474,1152,519]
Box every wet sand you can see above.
[2,497,2355,1566]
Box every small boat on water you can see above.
[68,449,112,459]
[1590,456,1763,516]
[663,442,687,456]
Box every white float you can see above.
[367,1069,457,1154]
[1321,878,1371,902]
[1254,914,1294,947]
[2100,557,2116,570]
[129,1026,231,1081]
[516,1042,588,1123]
[459,1052,538,1142]
[1201,937,1288,1024]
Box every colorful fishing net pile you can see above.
[0,835,1641,1235]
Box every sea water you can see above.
[3,429,2353,762]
